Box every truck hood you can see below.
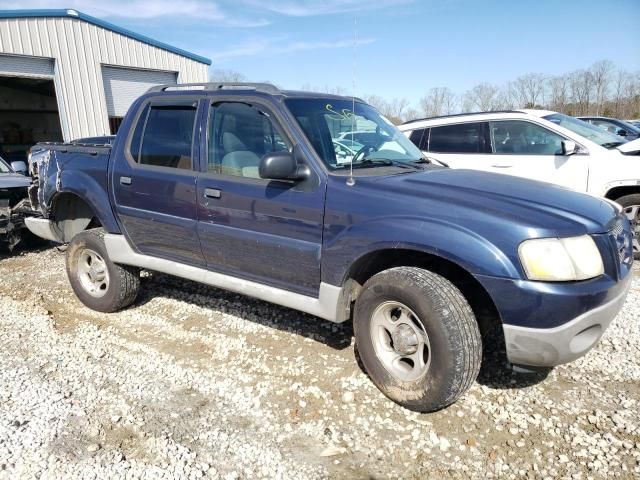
[616,137,640,154]
[369,168,616,235]
[0,173,31,189]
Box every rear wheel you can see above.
[66,228,140,312]
[353,267,482,412]
[616,194,640,260]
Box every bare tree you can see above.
[590,60,615,115]
[547,75,569,112]
[462,83,501,111]
[511,73,546,108]
[209,69,247,82]
[419,87,457,117]
[363,95,411,124]
[568,69,594,115]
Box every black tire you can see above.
[353,267,481,412]
[615,194,640,260]
[66,228,140,313]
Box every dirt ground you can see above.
[0,244,638,479]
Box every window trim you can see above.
[426,121,489,154]
[124,95,201,172]
[488,119,571,156]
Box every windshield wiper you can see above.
[352,158,420,170]
[601,142,624,149]
[413,157,449,168]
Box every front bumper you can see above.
[501,273,632,366]
[476,265,633,367]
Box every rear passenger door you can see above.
[195,100,325,295]
[111,97,206,266]
[417,122,492,169]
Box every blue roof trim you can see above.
[0,9,212,65]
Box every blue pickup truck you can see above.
[26,83,634,412]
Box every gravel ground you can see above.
[0,245,638,479]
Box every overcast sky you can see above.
[2,0,640,102]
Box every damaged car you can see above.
[0,155,32,251]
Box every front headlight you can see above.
[518,235,604,281]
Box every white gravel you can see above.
[0,246,639,479]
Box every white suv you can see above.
[399,110,640,256]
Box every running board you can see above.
[104,234,345,323]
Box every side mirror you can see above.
[259,151,308,181]
[562,140,577,156]
[10,160,28,175]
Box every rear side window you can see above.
[408,128,429,150]
[130,103,197,169]
[428,123,485,153]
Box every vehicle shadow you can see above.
[0,239,53,260]
[134,271,354,351]
[476,326,551,390]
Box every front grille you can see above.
[609,217,632,266]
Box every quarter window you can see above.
[489,120,564,155]
[208,102,290,178]
[130,103,197,169]
[409,128,429,151]
[428,123,485,153]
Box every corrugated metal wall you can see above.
[0,16,209,141]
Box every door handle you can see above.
[491,164,513,168]
[120,176,132,185]
[204,188,221,199]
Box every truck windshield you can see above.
[285,98,424,170]
[542,113,625,148]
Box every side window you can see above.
[208,102,290,178]
[134,103,197,169]
[128,104,149,162]
[409,128,428,151]
[428,123,484,153]
[490,121,563,155]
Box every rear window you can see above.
[129,103,197,169]
[428,123,485,153]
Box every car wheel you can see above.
[66,228,140,312]
[616,194,640,260]
[353,266,482,412]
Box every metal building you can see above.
[0,9,210,161]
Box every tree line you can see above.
[210,60,640,124]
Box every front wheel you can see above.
[66,228,140,312]
[616,194,640,260]
[353,267,482,412]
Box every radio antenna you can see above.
[346,15,357,187]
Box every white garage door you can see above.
[102,66,177,117]
[0,54,54,78]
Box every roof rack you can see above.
[401,110,521,125]
[147,82,281,95]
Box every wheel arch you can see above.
[49,191,117,242]
[340,248,503,338]
[604,185,640,201]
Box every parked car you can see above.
[0,155,32,250]
[626,120,640,129]
[578,116,640,141]
[26,84,633,412]
[399,109,640,258]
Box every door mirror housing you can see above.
[562,140,577,156]
[10,160,28,175]
[259,151,308,181]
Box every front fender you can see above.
[322,216,521,286]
